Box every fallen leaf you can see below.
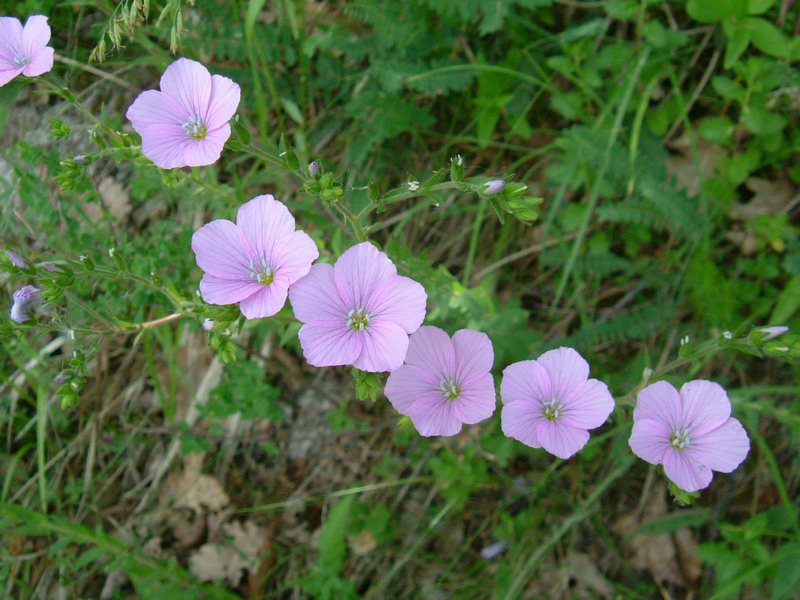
[188,520,267,586]
[666,140,726,197]
[563,552,613,599]
[172,454,229,513]
[98,176,131,221]
[348,529,377,555]
[730,177,797,220]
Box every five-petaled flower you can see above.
[10,285,41,323]
[384,326,496,436]
[500,347,615,459]
[191,195,318,319]
[629,380,750,493]
[126,58,240,169]
[0,15,54,87]
[289,241,426,372]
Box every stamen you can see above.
[438,379,460,400]
[670,427,691,450]
[182,115,207,140]
[542,398,563,421]
[346,308,371,331]
[248,260,275,286]
[13,53,31,68]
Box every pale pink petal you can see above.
[22,15,50,55]
[662,448,713,493]
[537,347,589,400]
[535,419,590,459]
[127,89,187,131]
[237,278,290,319]
[160,58,212,119]
[205,74,241,129]
[191,219,252,279]
[0,18,23,53]
[628,418,672,465]
[298,324,362,367]
[143,134,192,169]
[452,329,494,382]
[402,326,456,379]
[679,380,731,437]
[183,123,230,167]
[501,400,543,449]
[634,381,682,430]
[368,275,426,334]
[560,378,615,430]
[500,360,552,405]
[235,195,295,263]
[353,321,409,372]
[22,46,53,76]
[289,264,349,326]
[385,365,441,414]
[454,372,496,424]
[0,68,23,86]
[406,395,462,437]
[687,418,750,473]
[333,242,397,309]
[272,230,319,283]
[199,274,260,305]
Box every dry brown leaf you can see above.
[172,454,229,513]
[188,520,267,586]
[98,176,131,221]
[665,141,726,197]
[348,529,377,555]
[563,552,613,599]
[730,177,797,220]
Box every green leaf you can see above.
[318,496,355,572]
[687,0,747,22]
[699,116,735,144]
[633,509,712,536]
[712,75,746,100]
[744,17,790,57]
[770,274,800,324]
[748,0,776,14]
[724,26,751,69]
[742,106,787,136]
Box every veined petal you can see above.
[127,90,187,132]
[353,321,409,372]
[687,418,749,473]
[535,420,590,459]
[500,360,552,405]
[402,326,456,380]
[385,364,441,414]
[141,132,192,169]
[452,329,494,383]
[537,347,589,400]
[199,274,260,305]
[289,263,349,326]
[634,380,682,430]
[662,448,713,493]
[272,230,319,284]
[160,58,212,121]
[0,18,23,54]
[22,46,53,77]
[560,378,615,430]
[407,395,462,437]
[298,324,362,367]
[679,380,731,437]
[192,219,252,279]
[236,195,295,263]
[454,372,496,425]
[501,400,543,449]
[333,242,397,309]
[205,74,241,130]
[368,275,427,334]
[22,15,50,55]
[628,418,672,465]
[183,123,230,167]
[0,68,23,86]
[238,278,290,319]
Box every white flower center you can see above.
[542,398,564,421]
[346,308,371,331]
[182,115,207,140]
[13,52,31,68]
[249,259,274,285]
[438,379,460,401]
[670,427,691,450]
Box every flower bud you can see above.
[308,161,320,177]
[10,285,41,323]
[73,155,87,164]
[54,373,69,384]
[5,250,28,269]
[202,318,215,331]
[450,155,464,181]
[483,179,506,195]
[759,326,788,340]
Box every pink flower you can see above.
[289,242,426,372]
[10,285,40,322]
[500,348,614,459]
[384,326,496,436]
[629,380,750,493]
[191,195,318,319]
[126,58,240,169]
[0,15,54,86]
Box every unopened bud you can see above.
[308,161,320,177]
[760,326,789,340]
[5,250,28,268]
[202,319,215,331]
[73,155,87,164]
[10,286,41,323]
[483,179,506,195]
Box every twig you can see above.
[53,53,137,92]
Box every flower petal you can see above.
[298,324,362,367]
[402,326,456,380]
[199,274,260,305]
[205,74,241,129]
[353,321,409,372]
[634,380,682,431]
[535,420,590,459]
[159,58,212,120]
[406,395,462,437]
[0,19,23,56]
[22,46,53,77]
[454,372,496,425]
[333,242,397,310]
[662,448,713,493]
[628,418,672,465]
[289,263,349,326]
[687,417,750,473]
[560,378,615,430]
[126,90,190,169]
[679,380,732,437]
[0,68,23,87]
[385,364,441,415]
[500,360,552,405]
[192,219,252,279]
[22,15,50,55]
[238,278,290,319]
[272,230,319,283]
[501,400,542,449]
[183,123,230,167]
[537,347,589,400]
[368,275,427,334]
[452,329,494,383]
[236,195,296,263]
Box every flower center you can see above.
[249,259,274,285]
[13,52,31,68]
[438,379,460,401]
[346,308,371,331]
[542,398,563,421]
[670,427,691,450]
[182,115,207,140]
